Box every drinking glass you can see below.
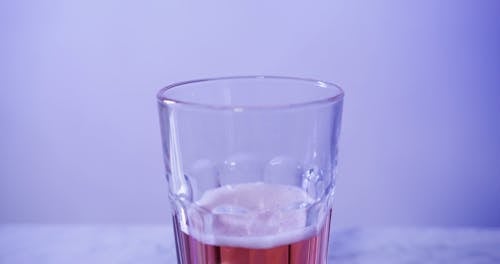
[157,76,344,264]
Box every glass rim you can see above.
[157,75,344,110]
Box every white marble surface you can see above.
[1,225,499,264]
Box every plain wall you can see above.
[1,0,499,227]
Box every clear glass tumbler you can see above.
[157,76,344,264]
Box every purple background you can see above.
[1,0,499,227]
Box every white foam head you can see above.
[184,182,327,249]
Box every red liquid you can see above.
[172,212,331,264]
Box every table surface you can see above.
[1,224,499,264]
